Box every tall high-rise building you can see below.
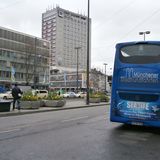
[42,6,91,73]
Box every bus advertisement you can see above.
[110,41,160,127]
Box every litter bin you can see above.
[0,100,12,112]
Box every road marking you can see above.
[0,128,20,134]
[0,124,32,135]
[62,116,89,122]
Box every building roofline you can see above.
[43,6,88,19]
[57,6,87,18]
[0,26,49,43]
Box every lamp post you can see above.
[139,31,150,41]
[103,63,107,92]
[86,0,90,105]
[75,47,81,93]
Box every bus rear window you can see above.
[120,44,160,64]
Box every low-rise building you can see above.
[0,26,50,89]
[49,69,111,92]
[50,71,86,92]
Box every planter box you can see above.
[0,101,12,112]
[20,101,40,109]
[44,100,66,107]
[57,100,66,107]
[40,100,46,107]
[89,98,101,103]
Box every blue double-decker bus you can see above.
[110,41,160,127]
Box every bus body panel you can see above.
[110,41,160,127]
[117,66,160,91]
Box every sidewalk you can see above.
[0,99,109,117]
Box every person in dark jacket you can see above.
[11,83,23,110]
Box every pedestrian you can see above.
[11,83,23,110]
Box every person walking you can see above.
[11,83,23,110]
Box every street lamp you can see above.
[103,63,107,92]
[75,47,81,93]
[139,31,150,41]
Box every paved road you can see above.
[0,98,107,117]
[0,105,160,160]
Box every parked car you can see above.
[63,92,77,98]
[32,90,48,98]
[0,91,13,99]
[75,92,86,98]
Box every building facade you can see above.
[90,69,111,92]
[42,6,91,72]
[0,26,50,89]
[49,69,111,92]
[50,71,86,91]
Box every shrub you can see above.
[21,91,38,101]
[89,92,109,102]
[89,93,100,98]
[99,94,110,102]
[45,92,63,100]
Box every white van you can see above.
[32,90,48,98]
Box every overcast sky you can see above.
[0,0,160,74]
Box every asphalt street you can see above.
[0,105,160,160]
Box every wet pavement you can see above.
[0,99,108,117]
